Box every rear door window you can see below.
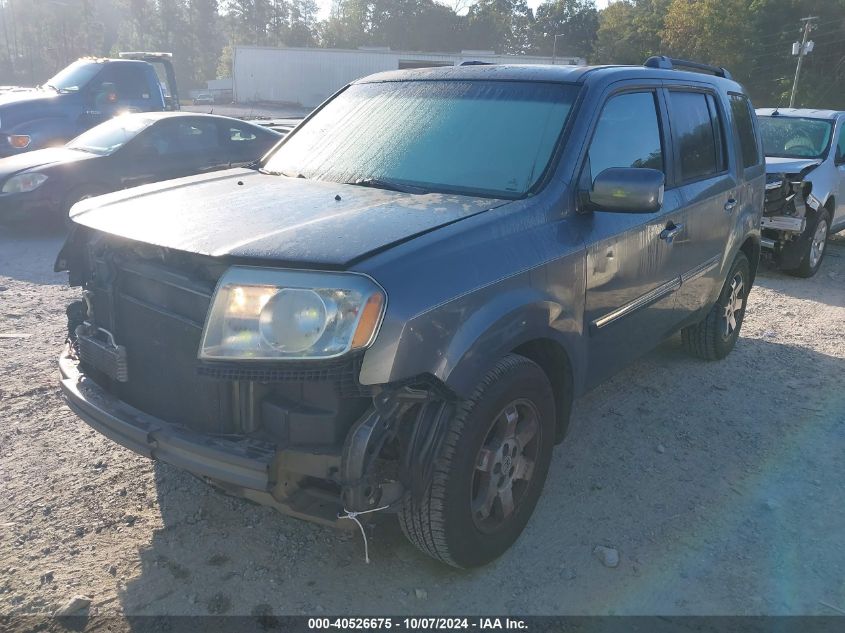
[227,124,258,143]
[668,91,726,183]
[587,91,664,182]
[220,122,279,161]
[730,94,761,168]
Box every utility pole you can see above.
[552,34,564,65]
[789,16,817,108]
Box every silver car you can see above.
[757,108,845,277]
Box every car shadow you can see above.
[753,233,845,309]
[118,335,844,618]
[0,223,67,286]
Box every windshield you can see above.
[759,116,834,159]
[44,60,102,93]
[68,115,155,155]
[263,80,578,198]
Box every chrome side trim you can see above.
[592,276,681,331]
[681,254,720,284]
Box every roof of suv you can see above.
[355,63,743,90]
[756,107,844,120]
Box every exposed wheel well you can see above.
[739,236,760,286]
[512,338,573,444]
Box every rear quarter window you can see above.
[730,94,761,169]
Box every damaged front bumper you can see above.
[59,345,349,526]
[761,214,806,234]
[60,342,450,526]
[761,173,823,267]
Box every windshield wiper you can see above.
[345,178,429,195]
[69,146,100,154]
[259,168,306,177]
[43,83,72,94]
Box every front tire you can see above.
[786,209,830,278]
[398,354,556,568]
[682,251,750,361]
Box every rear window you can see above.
[730,94,761,169]
[669,91,726,182]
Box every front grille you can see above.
[80,239,374,438]
[85,251,236,434]
[198,353,373,397]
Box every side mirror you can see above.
[587,167,665,213]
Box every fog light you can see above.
[8,135,31,149]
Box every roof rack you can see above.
[643,56,732,80]
[459,60,494,66]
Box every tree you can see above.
[532,0,598,58]
[465,0,534,54]
[661,0,755,75]
[592,0,669,64]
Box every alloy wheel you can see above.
[809,218,828,269]
[471,399,541,533]
[722,272,744,338]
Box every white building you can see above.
[232,45,585,108]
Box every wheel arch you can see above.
[435,289,582,390]
[739,234,760,286]
[64,182,112,210]
[511,338,574,444]
[824,196,835,214]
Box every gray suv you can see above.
[57,57,764,568]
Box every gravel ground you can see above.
[0,225,843,622]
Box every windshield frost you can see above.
[759,116,834,159]
[264,80,578,198]
[68,115,154,155]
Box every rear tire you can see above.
[682,251,750,361]
[398,354,556,568]
[785,209,830,278]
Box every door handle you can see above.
[659,222,684,244]
[724,198,738,213]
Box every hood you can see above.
[0,90,75,130]
[764,156,822,175]
[0,87,53,107]
[71,169,508,266]
[0,147,94,176]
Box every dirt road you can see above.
[1,226,843,620]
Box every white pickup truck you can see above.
[756,108,845,277]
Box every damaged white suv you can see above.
[757,108,845,277]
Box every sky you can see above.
[313,0,611,21]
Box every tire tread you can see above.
[682,251,749,361]
[398,354,539,568]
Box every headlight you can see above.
[199,267,386,360]
[2,172,47,193]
